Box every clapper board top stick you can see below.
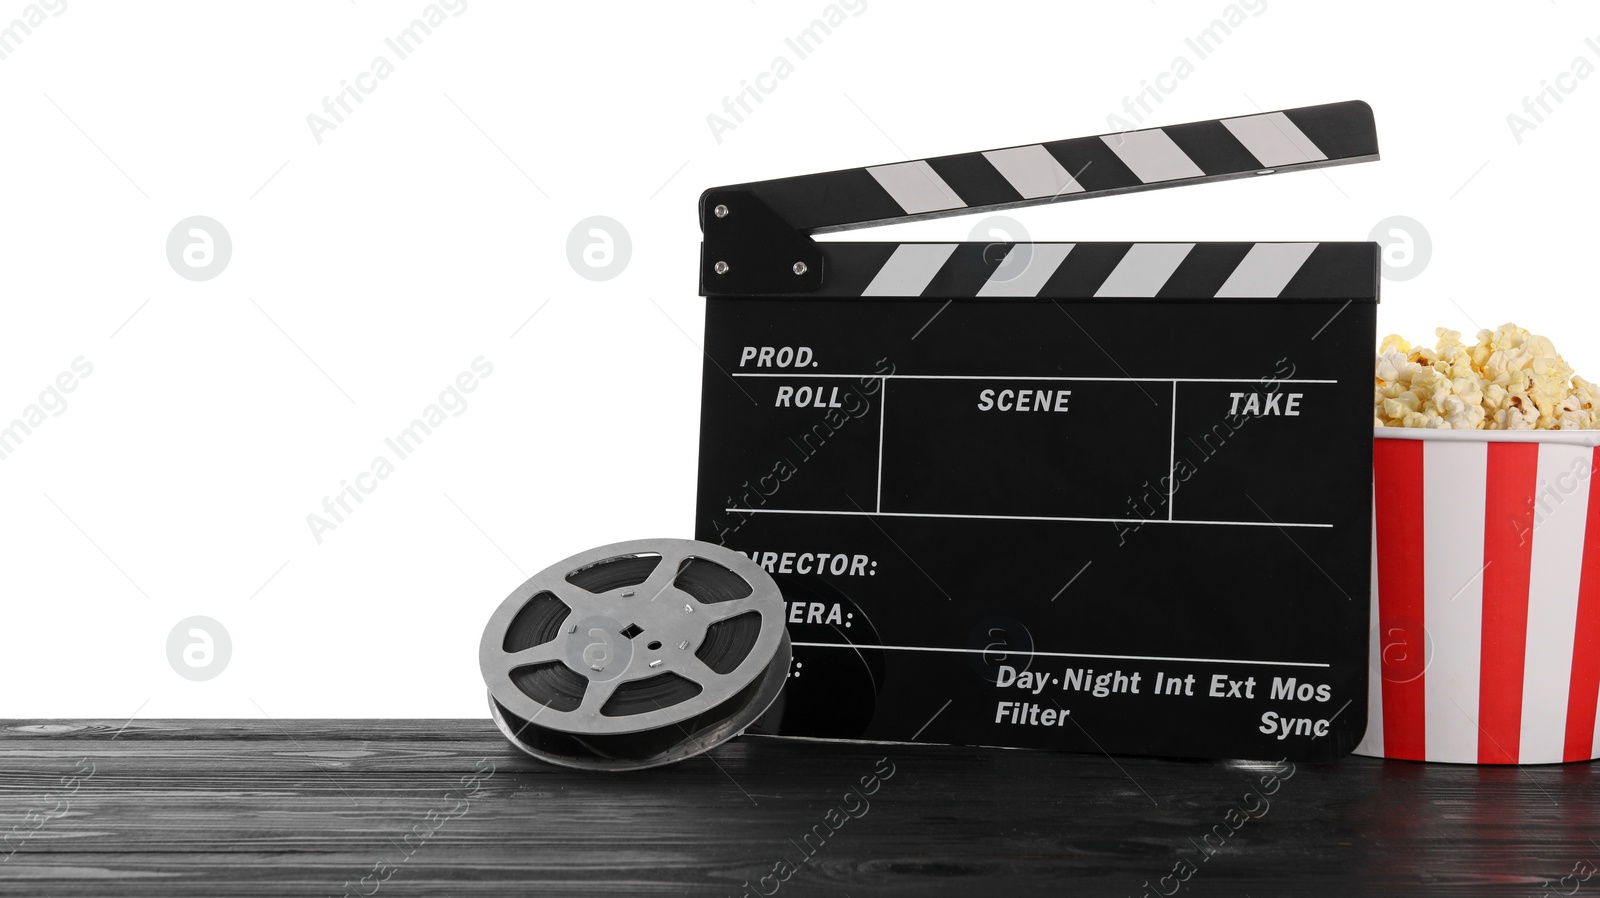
[693,101,1381,763]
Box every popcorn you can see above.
[1374,324,1598,430]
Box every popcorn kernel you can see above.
[1374,323,1596,430]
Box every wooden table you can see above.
[0,720,1593,896]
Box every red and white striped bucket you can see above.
[1356,428,1600,764]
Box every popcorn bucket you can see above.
[1356,428,1600,764]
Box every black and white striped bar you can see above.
[704,101,1377,234]
[805,241,1377,300]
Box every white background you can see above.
[3,0,1596,718]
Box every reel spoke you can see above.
[677,652,723,686]
[577,675,623,714]
[549,578,608,615]
[699,596,763,623]
[635,565,694,612]
[501,640,564,672]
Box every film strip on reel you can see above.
[479,539,791,771]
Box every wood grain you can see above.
[0,720,1594,896]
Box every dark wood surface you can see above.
[1,720,1595,897]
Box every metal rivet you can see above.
[590,664,604,671]
[684,603,694,613]
[714,261,729,275]
[792,261,808,276]
[567,624,577,634]
[621,591,635,597]
[678,640,689,650]
[713,204,729,219]
[649,659,663,668]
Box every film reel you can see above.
[479,538,791,771]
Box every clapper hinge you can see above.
[700,190,824,296]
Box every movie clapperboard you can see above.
[694,100,1381,762]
